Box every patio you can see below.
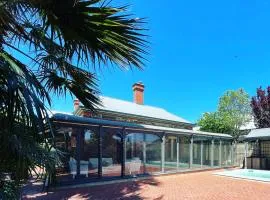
[23,169,270,200]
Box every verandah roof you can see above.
[244,128,270,141]
[51,113,232,139]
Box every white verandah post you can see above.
[230,142,234,166]
[143,134,146,174]
[219,140,222,167]
[170,138,174,161]
[200,140,203,168]
[224,142,227,166]
[176,137,179,170]
[161,135,165,173]
[244,142,248,169]
[211,139,214,167]
[189,136,193,168]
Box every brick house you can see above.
[52,82,233,184]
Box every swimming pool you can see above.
[214,169,270,182]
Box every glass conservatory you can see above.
[52,113,234,185]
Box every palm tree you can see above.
[0,0,147,196]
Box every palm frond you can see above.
[0,0,148,190]
[0,49,59,183]
[29,0,148,69]
[41,59,100,112]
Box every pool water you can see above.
[147,161,210,169]
[215,169,270,182]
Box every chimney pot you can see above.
[132,82,145,104]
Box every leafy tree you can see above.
[0,0,147,196]
[198,89,251,138]
[198,112,234,134]
[251,86,270,128]
[218,89,251,131]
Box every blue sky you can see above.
[52,0,270,123]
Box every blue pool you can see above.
[214,169,270,182]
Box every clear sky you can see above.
[52,0,270,123]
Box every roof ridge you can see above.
[99,95,191,124]
[100,95,167,110]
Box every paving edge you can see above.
[51,166,238,191]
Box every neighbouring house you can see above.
[242,128,270,170]
[51,82,234,185]
[74,82,194,130]
[240,118,256,134]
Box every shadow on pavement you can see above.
[23,177,162,200]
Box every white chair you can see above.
[80,161,89,177]
[69,158,89,179]
[89,158,98,168]
[69,160,77,179]
[89,158,113,168]
[103,158,113,166]
[127,160,142,177]
[133,157,140,161]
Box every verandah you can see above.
[52,113,233,184]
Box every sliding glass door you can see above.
[165,136,178,172]
[126,133,144,175]
[179,136,190,170]
[81,129,99,178]
[102,129,122,177]
[145,134,161,174]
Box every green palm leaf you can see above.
[28,0,147,68]
[0,0,148,194]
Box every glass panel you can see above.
[192,137,202,168]
[102,129,122,177]
[261,141,270,158]
[126,133,144,176]
[179,136,190,170]
[235,142,245,167]
[227,142,232,166]
[81,129,99,178]
[165,136,177,172]
[221,141,232,166]
[221,141,226,166]
[145,134,161,174]
[202,140,211,168]
[55,127,83,182]
[232,143,236,166]
[213,140,220,167]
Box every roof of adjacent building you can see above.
[91,96,191,124]
[52,113,232,139]
[244,128,270,140]
[240,119,256,131]
[48,110,73,117]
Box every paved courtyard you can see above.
[23,170,270,200]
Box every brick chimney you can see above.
[73,99,80,111]
[132,82,145,105]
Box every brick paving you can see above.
[23,170,270,200]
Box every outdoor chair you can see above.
[69,160,77,179]
[80,161,89,177]
[89,158,98,168]
[102,158,113,166]
[69,158,89,179]
[126,160,142,177]
[89,158,113,168]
